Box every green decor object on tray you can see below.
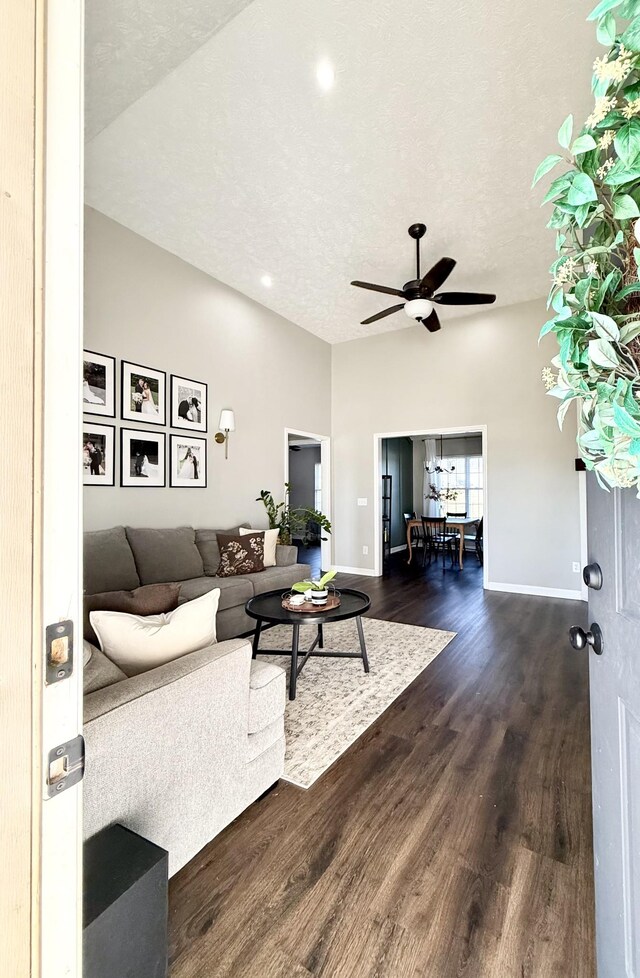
[534,0,640,494]
[291,569,337,594]
[291,569,338,607]
[256,483,332,546]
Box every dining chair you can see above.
[445,510,466,549]
[475,517,484,565]
[421,516,458,570]
[404,512,424,552]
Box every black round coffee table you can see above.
[245,588,371,700]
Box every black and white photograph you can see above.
[121,428,166,487]
[170,434,207,488]
[170,374,208,432]
[82,424,115,486]
[82,350,115,417]
[121,360,166,425]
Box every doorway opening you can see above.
[284,428,332,577]
[375,426,488,588]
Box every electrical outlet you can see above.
[357,498,368,507]
[572,562,581,573]
[362,545,369,556]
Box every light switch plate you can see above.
[357,498,367,506]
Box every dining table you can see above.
[406,516,480,569]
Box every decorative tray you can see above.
[282,592,341,613]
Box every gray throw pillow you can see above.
[195,526,244,576]
[83,641,127,695]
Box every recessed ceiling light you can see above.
[261,274,272,288]
[316,59,335,93]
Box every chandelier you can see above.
[424,434,456,475]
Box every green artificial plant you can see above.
[256,483,332,546]
[534,0,640,494]
[292,569,338,594]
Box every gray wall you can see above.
[381,438,414,549]
[288,445,321,513]
[83,208,332,530]
[84,214,584,596]
[332,299,583,595]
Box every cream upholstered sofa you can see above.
[82,524,310,875]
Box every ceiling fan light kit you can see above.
[351,223,496,332]
[404,298,433,320]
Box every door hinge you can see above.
[45,619,74,684]
[46,735,85,798]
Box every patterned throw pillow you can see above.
[216,532,265,577]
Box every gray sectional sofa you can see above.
[82,524,310,875]
[83,523,311,641]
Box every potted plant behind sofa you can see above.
[256,483,332,546]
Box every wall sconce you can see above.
[215,409,235,459]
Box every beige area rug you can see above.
[257,617,456,789]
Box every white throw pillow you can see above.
[90,589,220,677]
[239,526,279,567]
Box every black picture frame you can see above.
[120,428,166,488]
[170,434,207,488]
[121,360,166,426]
[83,350,116,418]
[83,423,116,487]
[170,374,208,432]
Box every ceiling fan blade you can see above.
[433,291,497,305]
[421,309,441,332]
[420,258,456,295]
[361,303,405,325]
[351,280,406,298]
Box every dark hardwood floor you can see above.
[296,542,322,577]
[168,552,595,977]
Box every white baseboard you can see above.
[333,565,379,577]
[486,581,585,601]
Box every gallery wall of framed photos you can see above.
[82,350,208,490]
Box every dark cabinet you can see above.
[84,824,168,978]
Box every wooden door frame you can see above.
[1,5,43,973]
[1,2,84,975]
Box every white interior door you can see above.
[584,475,640,976]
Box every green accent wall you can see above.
[381,437,414,549]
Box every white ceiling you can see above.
[85,0,600,344]
[85,0,256,139]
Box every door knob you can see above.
[569,622,603,655]
[583,562,603,590]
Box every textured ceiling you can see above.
[85,0,600,343]
[85,0,256,138]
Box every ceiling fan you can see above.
[351,223,496,332]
